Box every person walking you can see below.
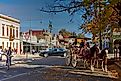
[6,47,12,66]
[0,46,3,61]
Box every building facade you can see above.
[20,29,53,53]
[0,14,20,53]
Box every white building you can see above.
[20,30,49,53]
[20,29,60,53]
[0,14,20,53]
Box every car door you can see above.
[48,48,53,55]
[51,48,58,56]
[58,48,65,54]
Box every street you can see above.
[0,55,120,81]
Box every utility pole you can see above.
[29,29,32,54]
[48,21,52,48]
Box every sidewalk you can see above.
[1,53,41,61]
[0,53,41,67]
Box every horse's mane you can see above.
[90,45,98,54]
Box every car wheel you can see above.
[44,54,48,57]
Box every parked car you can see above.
[39,48,67,57]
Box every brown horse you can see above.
[96,48,108,72]
[81,44,108,72]
[66,43,108,72]
[89,45,108,72]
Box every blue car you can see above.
[39,48,67,57]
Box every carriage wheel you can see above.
[65,54,72,66]
[71,54,77,68]
[65,50,72,66]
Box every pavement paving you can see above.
[1,67,113,81]
[0,53,120,81]
[0,54,44,81]
[1,53,41,61]
[0,53,41,68]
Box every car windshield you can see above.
[46,48,52,51]
[58,48,65,51]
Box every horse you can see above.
[67,43,108,72]
[96,48,108,72]
[89,45,108,72]
[81,44,108,72]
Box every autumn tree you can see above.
[40,0,121,49]
[59,28,73,36]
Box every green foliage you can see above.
[41,0,121,35]
[59,28,73,36]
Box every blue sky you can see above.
[0,0,92,37]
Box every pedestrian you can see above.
[80,40,84,48]
[32,49,35,55]
[0,46,3,61]
[6,47,12,66]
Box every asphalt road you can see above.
[0,56,115,81]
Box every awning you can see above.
[23,41,48,46]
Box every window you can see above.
[13,29,15,37]
[2,42,4,49]
[13,42,14,48]
[16,42,18,49]
[2,24,5,36]
[7,42,8,47]
[16,28,18,38]
[7,27,9,36]
[16,29,18,38]
[53,49,57,51]
[37,40,39,43]
[10,28,12,36]
[10,42,12,48]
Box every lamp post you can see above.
[48,21,52,33]
[48,21,52,48]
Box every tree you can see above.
[40,0,121,49]
[40,0,121,29]
[59,28,72,36]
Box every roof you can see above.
[68,36,77,38]
[29,29,47,36]
[77,34,91,40]
[76,37,91,40]
[0,14,20,24]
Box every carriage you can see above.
[65,43,108,72]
